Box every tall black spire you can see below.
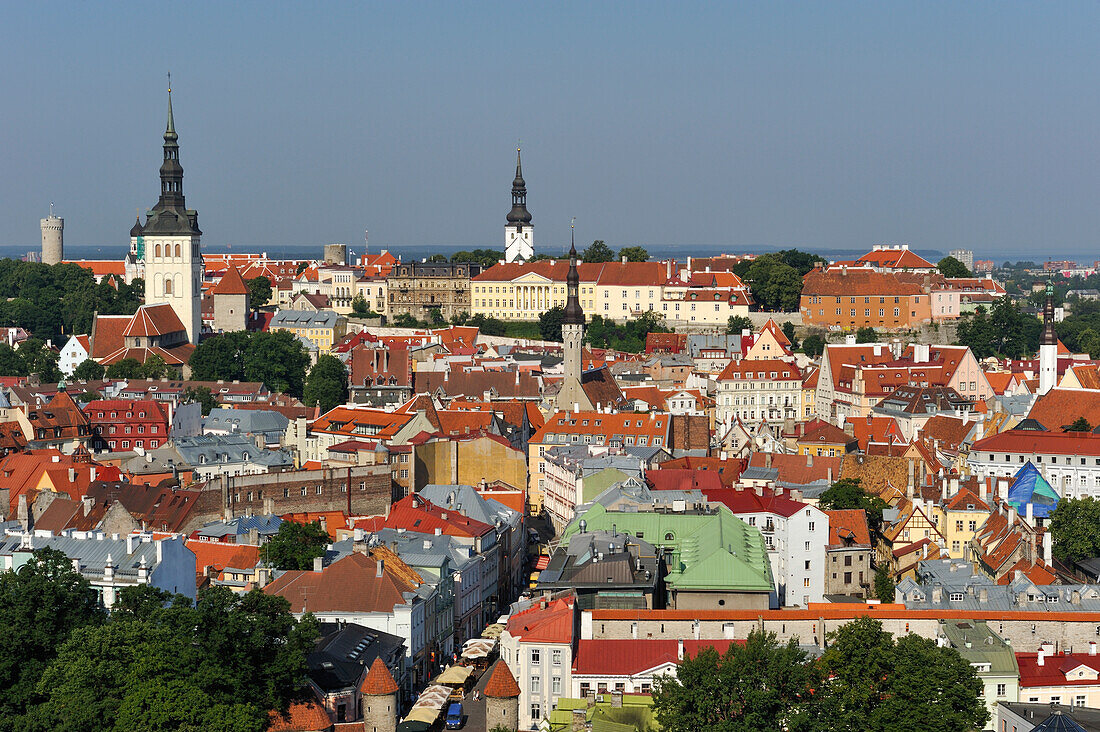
[144,79,200,236]
[563,220,584,325]
[1041,280,1058,346]
[506,147,532,226]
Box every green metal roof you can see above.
[940,620,1020,676]
[562,503,773,594]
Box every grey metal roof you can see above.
[271,309,339,328]
[194,514,283,540]
[0,529,178,580]
[896,559,1100,612]
[173,434,294,468]
[204,407,289,436]
[308,621,405,693]
[419,484,521,529]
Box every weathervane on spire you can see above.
[167,71,172,93]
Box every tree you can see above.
[295,261,309,275]
[183,385,218,416]
[818,478,888,534]
[427,307,446,326]
[392,313,420,329]
[955,305,996,358]
[855,326,878,343]
[25,586,317,732]
[188,331,249,383]
[653,628,821,732]
[242,330,310,397]
[72,359,104,381]
[801,333,826,358]
[1048,496,1100,561]
[0,548,106,723]
[781,321,798,349]
[937,256,972,278]
[451,249,503,268]
[581,240,614,263]
[726,315,753,335]
[873,565,895,602]
[427,254,448,263]
[813,616,988,732]
[539,306,565,343]
[773,249,828,276]
[139,353,169,379]
[18,338,62,382]
[302,355,348,414]
[246,276,272,308]
[0,343,25,376]
[105,358,143,379]
[351,292,370,316]
[467,314,506,336]
[618,246,649,262]
[1065,417,1092,432]
[744,255,802,311]
[264,520,332,571]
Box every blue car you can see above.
[445,701,463,729]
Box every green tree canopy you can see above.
[873,565,895,602]
[937,256,972,278]
[191,330,309,397]
[467,314,506,336]
[18,338,62,382]
[744,255,803,311]
[726,315,753,335]
[302,354,348,414]
[818,478,888,533]
[105,357,144,379]
[801,333,826,358]
[653,628,821,732]
[451,249,504,268]
[855,326,879,343]
[1048,496,1100,561]
[0,548,106,723]
[585,312,670,353]
[582,240,614,263]
[350,292,376,317]
[539,306,565,342]
[139,353,169,379]
[183,385,219,416]
[813,617,988,732]
[264,520,333,571]
[246,276,272,308]
[1065,417,1092,432]
[959,297,1041,358]
[618,246,649,262]
[781,321,799,349]
[427,254,448,263]
[72,358,105,381]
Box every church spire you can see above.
[506,147,532,226]
[1041,280,1058,346]
[157,81,185,212]
[563,219,584,325]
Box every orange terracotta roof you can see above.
[123,303,187,338]
[717,358,801,381]
[268,700,332,732]
[211,265,250,296]
[803,269,924,298]
[855,247,935,269]
[90,315,131,359]
[824,509,871,547]
[65,260,126,278]
[483,661,522,698]
[360,657,399,695]
[984,371,1016,395]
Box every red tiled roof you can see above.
[706,486,807,518]
[359,494,494,539]
[747,452,841,486]
[360,657,399,695]
[532,411,669,445]
[855,247,935,269]
[263,553,418,614]
[972,429,1100,455]
[803,269,924,298]
[660,456,745,486]
[505,596,575,645]
[211,265,250,296]
[483,661,522,698]
[572,638,741,675]
[268,701,333,732]
[186,540,261,578]
[90,315,130,359]
[647,469,724,494]
[1027,388,1100,431]
[717,358,801,381]
[66,260,126,278]
[123,303,188,338]
[1017,653,1100,688]
[824,509,871,548]
[850,415,904,451]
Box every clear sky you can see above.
[2,2,1099,258]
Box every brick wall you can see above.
[187,465,395,532]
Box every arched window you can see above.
[155,243,161,258]
[164,277,173,295]
[175,243,181,257]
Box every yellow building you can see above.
[472,260,750,325]
[269,309,347,354]
[930,482,991,558]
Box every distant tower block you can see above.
[323,243,348,266]
[41,213,63,265]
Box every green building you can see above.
[561,502,776,609]
[940,619,1020,731]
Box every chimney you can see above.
[765,452,772,468]
[806,454,813,467]
[1026,502,1033,523]
[1090,642,1097,656]
[979,588,988,603]
[375,558,384,577]
[67,467,75,483]
[1042,531,1052,563]
[677,638,684,660]
[1037,651,1045,667]
[82,495,94,517]
[940,476,948,501]
[313,556,323,572]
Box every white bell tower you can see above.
[504,148,534,263]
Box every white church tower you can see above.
[1039,281,1058,395]
[139,83,203,343]
[555,223,593,412]
[504,148,534,263]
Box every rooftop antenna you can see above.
[364,229,369,256]
[49,202,54,217]
[167,70,171,93]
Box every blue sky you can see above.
[2,2,1099,258]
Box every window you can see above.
[530,676,540,693]
[530,703,541,720]
[552,649,562,665]
[808,521,815,531]
[531,649,540,665]
[996,683,1006,697]
[552,676,561,694]
[803,578,810,587]
[949,592,964,602]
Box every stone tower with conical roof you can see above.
[483,660,521,732]
[360,657,399,732]
[211,265,250,333]
[139,82,203,344]
[504,148,534,263]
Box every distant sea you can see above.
[2,242,953,265]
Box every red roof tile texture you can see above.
[360,657,399,695]
[482,661,522,698]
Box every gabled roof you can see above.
[505,596,575,645]
[824,509,872,548]
[855,246,936,269]
[1027,388,1100,431]
[123,303,188,338]
[263,552,418,614]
